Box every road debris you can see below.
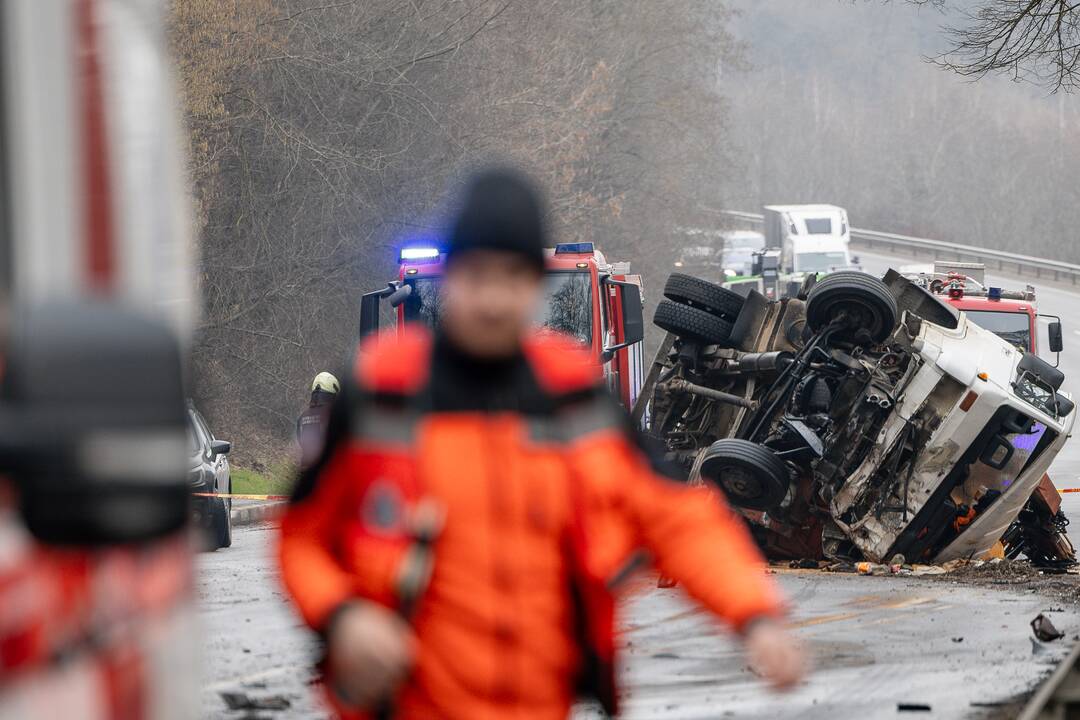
[898,702,932,712]
[219,691,292,712]
[1031,613,1065,642]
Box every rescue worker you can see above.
[296,371,340,469]
[278,168,805,719]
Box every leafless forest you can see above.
[171,0,1080,465]
[170,0,738,464]
[723,1,1080,262]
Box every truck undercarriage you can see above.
[646,270,1076,565]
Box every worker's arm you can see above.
[624,443,785,631]
[570,392,785,632]
[278,388,356,632]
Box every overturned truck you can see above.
[646,271,1076,564]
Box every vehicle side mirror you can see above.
[620,282,645,347]
[601,279,644,362]
[1049,321,1064,354]
[0,301,189,545]
[359,292,381,338]
[211,440,232,455]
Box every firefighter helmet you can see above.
[311,371,340,395]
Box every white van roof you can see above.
[763,204,847,216]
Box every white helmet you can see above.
[311,371,340,394]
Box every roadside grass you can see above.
[231,461,296,497]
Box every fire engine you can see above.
[359,242,647,410]
[904,261,1074,566]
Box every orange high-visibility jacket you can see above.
[278,327,785,720]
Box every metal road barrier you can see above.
[1018,639,1080,720]
[721,210,1080,286]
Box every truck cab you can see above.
[360,242,647,410]
[902,261,1072,565]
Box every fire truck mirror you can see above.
[0,300,190,546]
[618,282,645,347]
[1048,320,1064,354]
[359,291,382,338]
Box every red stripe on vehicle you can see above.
[76,0,115,291]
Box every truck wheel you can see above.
[653,299,735,346]
[805,271,898,345]
[663,274,745,320]
[699,438,790,511]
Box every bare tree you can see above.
[909,0,1080,91]
[169,0,739,466]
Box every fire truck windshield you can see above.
[964,309,1032,351]
[402,271,593,345]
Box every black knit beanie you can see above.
[445,167,547,271]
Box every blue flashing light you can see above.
[554,242,595,255]
[400,247,441,262]
[988,286,1003,301]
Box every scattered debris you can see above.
[823,561,858,573]
[219,691,292,712]
[898,703,932,712]
[910,564,946,576]
[789,558,821,569]
[1031,613,1065,642]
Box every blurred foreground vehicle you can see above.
[644,270,1075,564]
[0,1,198,718]
[188,403,232,551]
[360,241,648,410]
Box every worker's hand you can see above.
[744,618,807,691]
[326,602,416,709]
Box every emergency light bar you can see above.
[400,247,441,262]
[554,242,594,255]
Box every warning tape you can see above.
[191,492,290,501]
[1060,488,1080,494]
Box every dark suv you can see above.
[187,403,233,549]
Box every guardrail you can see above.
[722,210,1080,286]
[1017,639,1080,720]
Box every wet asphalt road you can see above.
[199,524,1079,720]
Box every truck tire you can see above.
[805,271,898,345]
[699,438,791,511]
[653,299,735,346]
[210,480,232,550]
[663,274,745,320]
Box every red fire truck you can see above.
[360,242,648,410]
[906,262,1074,565]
